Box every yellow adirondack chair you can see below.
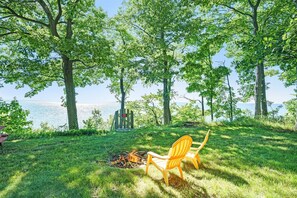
[145,135,193,186]
[184,130,210,169]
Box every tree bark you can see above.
[226,74,233,121]
[201,96,205,117]
[251,0,265,117]
[255,65,262,116]
[62,55,78,129]
[210,93,214,121]
[163,76,171,125]
[150,108,160,126]
[260,61,268,116]
[120,68,126,128]
[161,30,171,125]
[62,18,79,129]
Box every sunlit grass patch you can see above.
[0,125,296,197]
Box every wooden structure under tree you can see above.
[111,109,134,131]
[0,126,8,152]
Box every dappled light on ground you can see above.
[0,171,27,198]
[0,126,296,197]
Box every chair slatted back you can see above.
[167,135,192,169]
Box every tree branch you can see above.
[128,20,156,39]
[183,96,201,103]
[0,31,17,37]
[36,0,60,37]
[248,0,261,9]
[72,59,102,70]
[221,3,253,18]
[255,0,261,8]
[247,0,254,8]
[36,0,54,22]
[54,0,62,24]
[0,14,14,20]
[0,4,49,27]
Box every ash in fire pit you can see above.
[109,150,147,168]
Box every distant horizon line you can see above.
[1,98,286,106]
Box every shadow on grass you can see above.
[183,160,248,187]
[149,172,211,198]
[1,125,297,197]
[168,173,210,198]
[204,167,249,186]
[206,126,297,173]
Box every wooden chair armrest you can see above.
[192,142,202,145]
[147,151,169,160]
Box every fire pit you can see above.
[109,150,147,168]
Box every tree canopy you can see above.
[0,0,111,129]
[0,0,296,129]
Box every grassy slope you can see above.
[0,126,296,198]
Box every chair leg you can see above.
[191,158,199,169]
[197,154,201,164]
[162,170,169,186]
[177,165,184,180]
[146,155,152,174]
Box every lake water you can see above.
[19,100,119,129]
[16,100,286,129]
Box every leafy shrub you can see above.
[0,98,32,135]
[83,109,109,130]
[39,122,56,132]
[284,98,297,125]
[127,93,164,127]
[172,101,201,122]
[8,128,108,140]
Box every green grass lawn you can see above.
[1,125,297,197]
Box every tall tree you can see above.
[270,0,297,129]
[124,0,195,124]
[183,53,229,121]
[205,0,285,117]
[182,9,229,121]
[0,0,111,129]
[107,17,138,127]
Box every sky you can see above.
[0,0,295,105]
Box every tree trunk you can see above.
[226,74,233,122]
[260,62,268,116]
[201,96,205,117]
[62,55,78,130]
[120,68,126,128]
[160,29,171,125]
[150,108,160,126]
[251,1,264,117]
[255,65,262,117]
[163,77,171,125]
[210,93,214,121]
